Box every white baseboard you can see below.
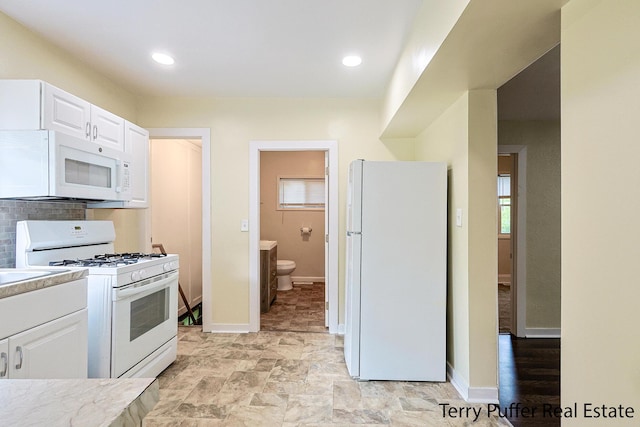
[209,323,250,333]
[337,323,345,335]
[447,362,499,404]
[525,328,561,338]
[291,276,325,284]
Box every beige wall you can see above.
[499,120,561,329]
[414,90,498,394]
[382,0,470,132]
[135,96,411,326]
[0,12,137,121]
[561,0,640,419]
[260,151,325,279]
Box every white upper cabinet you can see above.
[87,120,149,209]
[124,121,149,207]
[0,79,125,151]
[42,82,91,139]
[90,104,125,151]
[0,79,149,208]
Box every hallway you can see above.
[499,334,561,426]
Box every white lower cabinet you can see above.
[0,277,88,379]
[0,338,8,379]
[4,309,88,379]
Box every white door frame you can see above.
[498,145,527,338]
[249,140,339,333]
[148,128,212,332]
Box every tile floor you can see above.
[143,326,511,426]
[260,283,326,333]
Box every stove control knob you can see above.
[140,269,147,279]
[131,271,140,281]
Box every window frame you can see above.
[276,175,326,211]
[498,174,511,236]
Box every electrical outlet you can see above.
[240,219,249,232]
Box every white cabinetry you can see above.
[5,310,87,379]
[0,338,7,379]
[0,80,125,151]
[0,79,149,207]
[125,121,150,208]
[41,82,91,139]
[88,121,149,208]
[0,278,88,379]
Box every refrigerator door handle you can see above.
[346,231,362,236]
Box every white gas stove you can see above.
[16,220,179,379]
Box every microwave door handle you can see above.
[115,161,122,193]
[115,271,178,300]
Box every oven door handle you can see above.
[115,271,178,301]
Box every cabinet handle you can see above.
[15,346,23,370]
[92,124,98,140]
[85,122,91,139]
[0,352,7,377]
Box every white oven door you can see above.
[112,270,178,378]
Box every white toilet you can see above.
[276,260,296,291]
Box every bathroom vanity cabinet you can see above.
[260,245,277,313]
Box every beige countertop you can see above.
[0,378,159,427]
[0,267,88,299]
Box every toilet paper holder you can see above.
[300,227,312,234]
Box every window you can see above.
[278,176,325,210]
[498,174,511,234]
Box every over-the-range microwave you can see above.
[0,130,132,202]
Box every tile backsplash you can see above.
[0,200,86,268]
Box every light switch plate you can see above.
[240,219,249,232]
[456,208,463,227]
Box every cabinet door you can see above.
[0,338,7,380]
[42,82,91,140]
[90,105,125,151]
[124,121,149,207]
[9,309,88,379]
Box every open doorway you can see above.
[150,138,203,325]
[249,140,339,334]
[497,153,517,335]
[259,151,326,332]
[496,44,561,425]
[148,128,212,331]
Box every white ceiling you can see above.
[0,0,423,98]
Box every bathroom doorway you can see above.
[259,151,326,332]
[249,140,339,333]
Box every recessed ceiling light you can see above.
[342,55,362,67]
[152,52,175,65]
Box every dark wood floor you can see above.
[499,334,561,426]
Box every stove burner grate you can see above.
[49,252,166,267]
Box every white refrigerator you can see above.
[344,160,447,381]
